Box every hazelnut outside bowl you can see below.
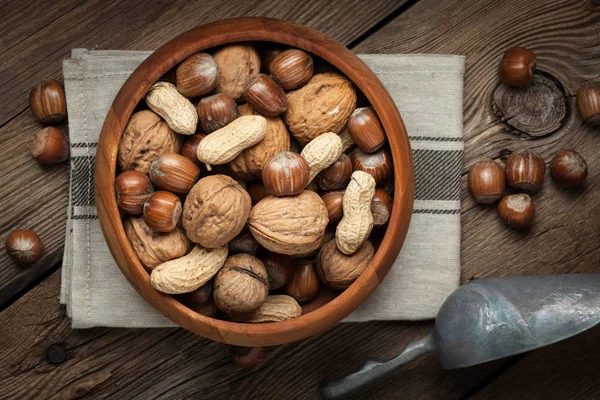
[95,18,414,346]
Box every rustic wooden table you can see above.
[1,0,599,398]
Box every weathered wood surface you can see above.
[1,0,600,398]
[0,0,404,309]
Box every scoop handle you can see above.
[320,333,434,400]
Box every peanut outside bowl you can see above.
[94,17,414,346]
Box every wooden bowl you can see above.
[95,17,414,346]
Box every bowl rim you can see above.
[95,17,414,346]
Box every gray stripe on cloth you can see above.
[414,149,462,201]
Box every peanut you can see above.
[300,132,343,182]
[145,82,198,135]
[150,244,228,294]
[232,295,302,323]
[338,128,356,153]
[336,171,376,255]
[196,115,267,169]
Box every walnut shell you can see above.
[213,254,269,314]
[316,239,374,290]
[249,190,329,255]
[284,73,356,145]
[118,110,182,173]
[182,175,251,248]
[227,104,291,180]
[124,217,192,271]
[214,45,261,101]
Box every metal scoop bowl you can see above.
[321,273,600,400]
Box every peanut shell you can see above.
[301,132,343,182]
[145,81,198,135]
[196,115,267,168]
[336,171,376,255]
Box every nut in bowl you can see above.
[95,17,414,346]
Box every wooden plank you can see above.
[0,271,511,399]
[0,0,405,308]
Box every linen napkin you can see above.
[60,49,464,328]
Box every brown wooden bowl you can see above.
[95,17,414,346]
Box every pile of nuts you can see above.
[468,47,591,228]
[116,43,394,323]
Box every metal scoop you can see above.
[321,273,600,400]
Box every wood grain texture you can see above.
[0,272,511,400]
[95,17,413,346]
[0,0,404,309]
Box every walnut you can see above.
[213,254,269,314]
[249,190,329,255]
[182,175,252,248]
[227,104,290,180]
[214,45,261,101]
[118,110,182,173]
[124,216,192,271]
[284,73,357,145]
[316,239,374,290]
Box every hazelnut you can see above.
[576,87,600,125]
[316,154,352,191]
[182,175,251,248]
[149,153,201,194]
[301,286,339,315]
[143,191,182,233]
[247,181,270,205]
[270,49,314,90]
[124,217,191,271]
[306,180,320,193]
[371,189,393,226]
[260,46,284,74]
[5,229,43,264]
[468,159,506,204]
[229,229,261,255]
[497,193,535,228]
[196,93,239,133]
[176,53,218,98]
[214,44,261,101]
[29,127,69,163]
[230,346,268,369]
[243,73,287,117]
[118,110,182,173]
[262,151,310,196]
[347,107,387,153]
[213,254,269,314]
[261,250,294,290]
[321,190,345,224]
[500,47,536,87]
[316,239,374,290]
[180,134,206,166]
[321,189,391,226]
[550,149,588,188]
[176,280,213,308]
[29,79,66,124]
[284,260,320,303]
[505,150,545,192]
[115,170,153,214]
[350,147,393,186]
